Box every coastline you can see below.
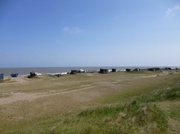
[0,66,179,77]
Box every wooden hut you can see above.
[28,72,37,78]
[112,68,117,72]
[164,67,172,70]
[126,69,131,72]
[147,68,160,71]
[99,69,108,74]
[0,73,4,80]
[133,68,140,71]
[70,70,78,74]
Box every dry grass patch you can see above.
[0,70,180,133]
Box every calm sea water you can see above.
[0,66,178,77]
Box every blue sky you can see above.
[0,0,180,67]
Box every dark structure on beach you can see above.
[99,69,108,74]
[126,69,131,72]
[70,69,85,74]
[133,68,140,71]
[0,73,4,80]
[28,72,37,78]
[70,70,78,74]
[112,68,117,72]
[162,67,172,70]
[147,67,160,71]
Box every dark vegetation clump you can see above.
[147,84,180,102]
[78,100,168,133]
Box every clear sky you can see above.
[0,0,180,67]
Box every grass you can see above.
[0,92,11,98]
[0,70,180,133]
[55,84,178,134]
[0,78,10,83]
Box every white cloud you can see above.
[62,26,85,35]
[165,3,180,17]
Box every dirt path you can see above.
[0,74,166,105]
[0,84,95,105]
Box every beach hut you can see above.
[70,69,85,74]
[112,68,117,72]
[133,68,140,71]
[126,69,131,72]
[70,70,78,74]
[164,67,172,70]
[99,69,108,74]
[147,68,160,71]
[0,73,4,80]
[28,72,37,78]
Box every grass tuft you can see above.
[75,84,180,133]
[148,84,180,102]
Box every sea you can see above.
[0,66,179,77]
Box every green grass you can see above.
[0,71,180,134]
[0,78,11,83]
[21,82,179,134]
[51,83,179,134]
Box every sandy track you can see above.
[0,84,95,105]
[0,74,166,105]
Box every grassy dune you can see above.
[0,70,180,133]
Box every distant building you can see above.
[99,69,108,74]
[126,69,131,72]
[112,68,117,72]
[147,67,160,71]
[0,73,4,80]
[28,72,37,78]
[133,68,140,71]
[162,67,172,70]
[70,70,78,74]
[70,69,85,74]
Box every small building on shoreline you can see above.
[147,68,160,71]
[0,73,4,80]
[126,69,131,72]
[99,69,108,74]
[112,68,117,72]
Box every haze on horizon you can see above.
[0,0,180,68]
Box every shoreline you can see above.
[1,66,179,78]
